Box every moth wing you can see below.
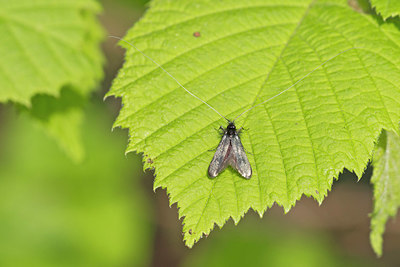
[208,134,232,178]
[230,135,252,179]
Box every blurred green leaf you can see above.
[0,103,153,267]
[370,131,400,257]
[0,0,103,104]
[370,0,400,20]
[109,0,400,247]
[0,0,104,161]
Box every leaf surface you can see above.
[109,0,400,247]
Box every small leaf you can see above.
[370,0,400,20]
[109,0,400,247]
[370,131,400,257]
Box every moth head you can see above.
[226,122,236,135]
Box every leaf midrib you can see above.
[242,0,316,205]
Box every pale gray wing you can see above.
[230,135,252,179]
[208,134,232,178]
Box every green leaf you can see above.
[0,0,104,161]
[370,131,400,257]
[109,0,400,247]
[370,0,400,20]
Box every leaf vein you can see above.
[241,0,317,203]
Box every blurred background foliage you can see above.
[0,102,153,266]
[0,0,399,266]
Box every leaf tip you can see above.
[103,92,111,101]
[370,231,383,257]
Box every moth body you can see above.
[208,122,252,179]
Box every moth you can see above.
[110,36,356,179]
[208,122,251,179]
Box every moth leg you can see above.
[208,145,219,152]
[243,147,253,155]
[237,127,249,134]
[216,126,225,135]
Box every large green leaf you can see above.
[370,0,400,20]
[108,0,400,247]
[370,131,400,257]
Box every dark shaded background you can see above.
[0,0,399,266]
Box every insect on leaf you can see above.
[208,123,252,179]
[108,0,400,247]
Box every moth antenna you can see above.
[232,47,359,122]
[109,35,230,122]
